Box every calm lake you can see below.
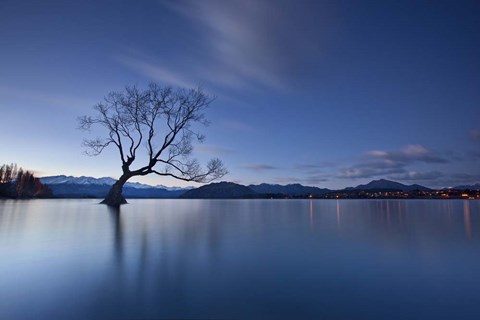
[0,199,479,319]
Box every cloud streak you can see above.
[142,0,326,92]
[338,145,448,180]
[367,144,448,164]
[388,171,444,181]
[114,55,196,89]
[272,175,329,185]
[243,164,278,172]
[165,0,284,90]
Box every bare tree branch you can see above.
[78,83,227,206]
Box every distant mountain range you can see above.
[41,175,190,191]
[179,179,434,199]
[180,182,256,199]
[39,175,479,199]
[40,175,192,198]
[452,183,480,191]
[344,179,432,192]
[249,183,331,195]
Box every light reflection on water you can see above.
[0,199,480,319]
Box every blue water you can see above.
[0,199,479,319]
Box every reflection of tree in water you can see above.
[108,206,123,266]
[82,200,480,319]
[89,203,235,318]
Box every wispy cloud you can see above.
[152,0,325,92]
[272,177,301,184]
[164,0,284,90]
[114,55,196,89]
[295,164,325,170]
[287,162,335,186]
[338,145,448,180]
[338,162,405,179]
[367,144,448,164]
[272,175,329,186]
[388,171,444,181]
[243,164,278,172]
[302,176,330,185]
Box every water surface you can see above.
[0,199,479,319]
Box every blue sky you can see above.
[1,0,479,189]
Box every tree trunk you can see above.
[101,175,130,207]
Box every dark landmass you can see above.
[178,179,479,199]
[249,183,330,195]
[180,182,256,199]
[40,175,189,198]
[453,183,480,191]
[37,176,480,200]
[345,179,432,192]
[1,164,52,199]
[47,183,186,199]
[40,175,190,191]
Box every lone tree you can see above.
[78,83,227,207]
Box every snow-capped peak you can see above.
[40,175,193,191]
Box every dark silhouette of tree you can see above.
[78,83,228,207]
[0,163,17,197]
[34,178,52,198]
[16,169,35,198]
[0,163,52,198]
[0,163,18,184]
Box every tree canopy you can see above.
[78,83,227,206]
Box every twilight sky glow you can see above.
[1,0,479,189]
